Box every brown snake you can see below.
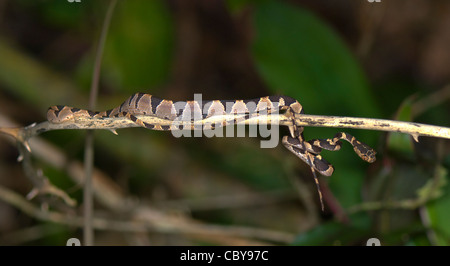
[48,93,376,210]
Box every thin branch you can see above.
[18,142,76,206]
[83,0,118,246]
[2,112,449,144]
[0,115,76,206]
[83,133,94,245]
[348,164,447,213]
[89,0,117,109]
[411,84,450,118]
[292,114,450,141]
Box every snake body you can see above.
[48,93,376,209]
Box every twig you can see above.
[18,142,76,206]
[347,164,447,213]
[83,132,94,245]
[89,0,117,109]
[83,0,117,246]
[411,84,450,118]
[0,116,76,206]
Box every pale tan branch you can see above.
[292,114,450,141]
[2,112,449,143]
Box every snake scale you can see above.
[47,93,376,210]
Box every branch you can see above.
[2,112,449,145]
[0,116,76,206]
[292,114,450,141]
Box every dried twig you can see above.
[82,0,118,246]
[0,118,76,207]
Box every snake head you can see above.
[353,144,377,163]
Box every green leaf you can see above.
[251,1,379,117]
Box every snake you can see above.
[47,93,376,210]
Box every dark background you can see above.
[0,0,449,245]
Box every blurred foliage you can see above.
[0,0,449,246]
[291,213,371,245]
[77,0,174,93]
[252,1,379,117]
[425,169,450,246]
